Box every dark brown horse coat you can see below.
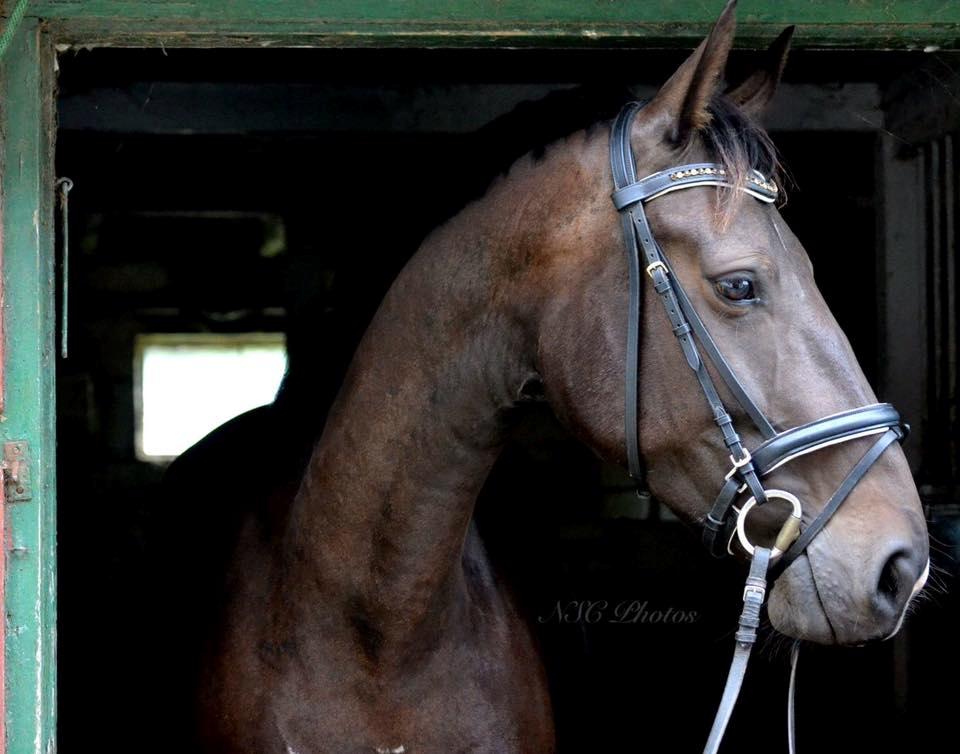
[175,2,928,751]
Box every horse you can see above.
[184,2,929,751]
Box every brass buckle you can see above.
[645,260,668,279]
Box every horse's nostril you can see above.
[877,551,906,607]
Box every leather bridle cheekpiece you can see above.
[609,102,907,754]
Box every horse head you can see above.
[536,0,929,646]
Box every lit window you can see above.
[134,333,287,461]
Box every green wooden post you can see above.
[0,17,57,754]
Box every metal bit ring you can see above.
[736,489,803,559]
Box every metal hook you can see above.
[56,177,74,359]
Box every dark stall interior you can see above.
[54,46,960,752]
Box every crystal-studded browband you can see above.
[669,166,778,194]
[611,162,778,211]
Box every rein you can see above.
[609,101,906,753]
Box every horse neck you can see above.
[282,146,597,656]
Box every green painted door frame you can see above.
[0,2,958,753]
[0,16,56,754]
[18,1,960,48]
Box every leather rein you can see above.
[609,102,906,754]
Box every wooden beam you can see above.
[57,81,881,135]
[18,1,960,49]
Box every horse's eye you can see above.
[715,276,756,302]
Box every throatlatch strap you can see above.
[621,217,643,481]
[610,104,645,482]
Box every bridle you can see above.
[609,102,906,753]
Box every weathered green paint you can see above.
[18,1,960,48]
[0,17,57,754]
[22,0,960,24]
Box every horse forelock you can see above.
[700,94,786,225]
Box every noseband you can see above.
[610,102,906,753]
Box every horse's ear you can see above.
[642,0,738,146]
[725,26,794,117]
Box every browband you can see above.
[611,162,778,210]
